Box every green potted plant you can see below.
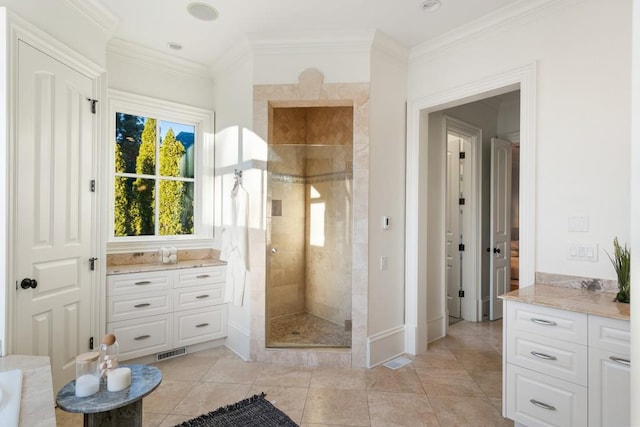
[606,237,630,303]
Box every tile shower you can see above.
[266,106,353,348]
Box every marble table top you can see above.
[56,364,162,414]
[500,284,630,321]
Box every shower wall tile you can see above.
[307,107,353,146]
[272,108,307,144]
[307,350,352,368]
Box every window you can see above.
[109,90,214,248]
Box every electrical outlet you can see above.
[380,256,388,270]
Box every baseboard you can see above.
[367,325,405,367]
[427,313,446,343]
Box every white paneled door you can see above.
[489,137,512,321]
[14,40,96,391]
[446,137,462,319]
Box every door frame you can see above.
[443,116,483,325]
[405,63,536,354]
[3,14,106,355]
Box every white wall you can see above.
[366,35,408,362]
[250,32,373,85]
[0,7,7,354]
[629,0,639,424]
[409,0,632,281]
[212,53,256,360]
[107,51,214,109]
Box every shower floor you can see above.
[268,312,351,348]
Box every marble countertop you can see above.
[107,258,226,275]
[500,284,630,321]
[0,355,56,427]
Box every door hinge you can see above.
[90,180,96,192]
[459,197,465,205]
[458,243,465,251]
[459,152,466,159]
[89,336,94,350]
[458,290,465,298]
[89,257,98,271]
[86,98,98,114]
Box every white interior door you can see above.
[446,136,462,319]
[489,137,512,320]
[14,40,96,391]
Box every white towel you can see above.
[220,182,250,306]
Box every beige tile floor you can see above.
[56,319,512,427]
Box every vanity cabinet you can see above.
[107,266,227,360]
[504,300,630,427]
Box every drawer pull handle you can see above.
[195,323,209,328]
[134,335,151,340]
[195,294,210,299]
[134,281,152,286]
[196,274,210,279]
[609,356,631,366]
[530,351,557,361]
[531,318,557,326]
[530,399,556,411]
[134,303,151,308]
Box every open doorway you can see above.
[436,91,521,325]
[404,63,534,355]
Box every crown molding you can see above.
[64,0,119,36]
[372,31,410,63]
[247,30,377,56]
[107,38,211,80]
[210,39,252,77]
[410,0,569,62]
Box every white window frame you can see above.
[108,89,214,252]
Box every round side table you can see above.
[56,364,162,427]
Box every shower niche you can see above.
[266,105,353,348]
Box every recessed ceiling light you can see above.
[187,2,219,21]
[167,42,182,51]
[421,0,441,13]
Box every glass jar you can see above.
[99,333,119,380]
[75,351,100,397]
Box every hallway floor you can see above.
[56,319,512,427]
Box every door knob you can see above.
[20,278,38,289]
[493,248,501,254]
[486,248,491,253]
[271,247,278,253]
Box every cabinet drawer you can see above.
[506,364,587,427]
[174,305,227,347]
[507,330,587,386]
[507,301,587,344]
[107,272,172,296]
[588,315,630,354]
[108,314,172,361]
[107,291,172,322]
[175,267,225,288]
[174,283,225,310]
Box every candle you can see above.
[75,374,99,397]
[107,367,131,392]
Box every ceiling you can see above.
[97,0,524,67]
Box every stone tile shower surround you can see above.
[253,69,369,367]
